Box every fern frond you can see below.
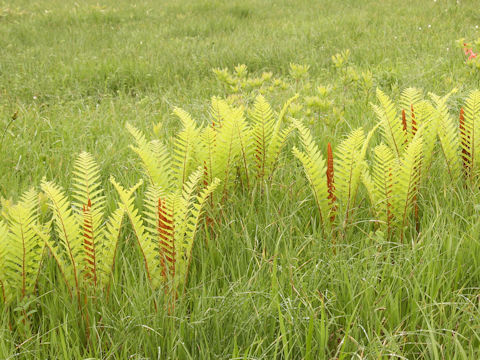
[430,92,461,181]
[392,132,423,236]
[265,95,299,176]
[0,220,8,303]
[96,206,125,289]
[143,186,175,289]
[110,177,157,287]
[372,144,395,235]
[172,107,201,187]
[373,88,406,158]
[462,90,480,178]
[41,180,82,291]
[334,127,366,219]
[1,189,44,303]
[400,88,423,141]
[250,95,275,179]
[72,152,105,286]
[292,119,330,230]
[126,123,172,190]
[177,177,220,288]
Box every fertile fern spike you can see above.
[459,108,470,175]
[334,128,365,224]
[292,119,331,232]
[461,90,480,179]
[392,131,423,238]
[143,186,176,289]
[372,144,395,235]
[430,91,461,181]
[0,189,45,304]
[326,143,336,222]
[172,107,201,187]
[250,95,275,180]
[372,88,407,158]
[126,123,172,191]
[72,152,105,286]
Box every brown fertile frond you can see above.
[459,107,471,176]
[157,198,175,280]
[326,142,336,222]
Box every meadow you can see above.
[1,0,480,358]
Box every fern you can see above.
[126,123,172,191]
[292,119,331,232]
[334,128,365,224]
[250,95,275,180]
[392,131,423,237]
[373,88,407,158]
[265,95,298,178]
[399,88,423,142]
[0,189,45,304]
[371,143,395,235]
[112,169,220,292]
[431,91,461,181]
[40,153,125,296]
[172,107,201,187]
[460,90,480,179]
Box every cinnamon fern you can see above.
[38,152,125,297]
[0,189,45,304]
[111,169,220,293]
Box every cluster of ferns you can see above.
[0,88,479,312]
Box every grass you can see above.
[1,0,480,358]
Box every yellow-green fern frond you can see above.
[292,119,330,230]
[266,95,299,177]
[250,95,275,179]
[334,127,365,221]
[0,189,45,304]
[392,132,423,235]
[0,220,8,302]
[373,88,406,158]
[126,123,172,191]
[41,180,82,291]
[372,144,395,235]
[172,107,201,187]
[110,177,157,285]
[96,206,125,289]
[461,89,480,178]
[72,152,105,286]
[431,92,461,181]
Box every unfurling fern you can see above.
[111,169,220,295]
[0,189,45,304]
[38,152,125,298]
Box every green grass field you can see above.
[2,0,480,358]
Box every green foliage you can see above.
[0,189,44,304]
[39,153,125,296]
